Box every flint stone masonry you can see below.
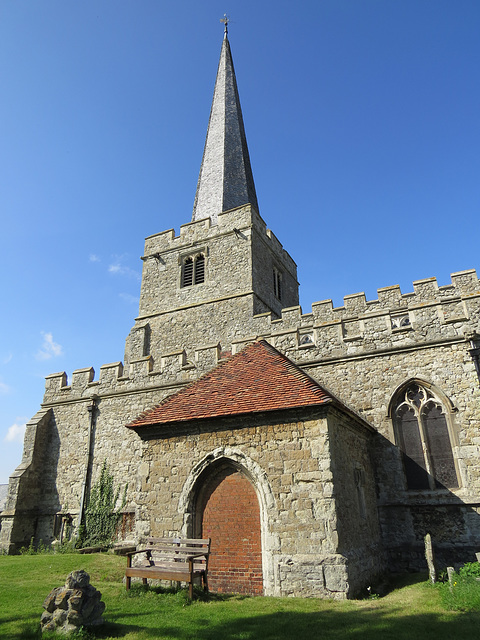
[41,570,105,634]
[131,406,383,598]
[2,30,480,598]
[2,207,479,587]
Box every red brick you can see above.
[201,468,263,595]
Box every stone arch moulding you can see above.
[387,377,457,419]
[177,446,280,596]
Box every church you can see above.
[1,27,480,599]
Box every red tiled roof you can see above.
[127,340,333,429]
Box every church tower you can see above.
[125,29,299,367]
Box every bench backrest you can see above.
[145,537,211,567]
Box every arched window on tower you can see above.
[181,254,205,288]
[392,382,458,490]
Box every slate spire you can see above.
[192,31,259,224]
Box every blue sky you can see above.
[1,0,479,484]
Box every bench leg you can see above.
[142,578,148,586]
[126,575,131,591]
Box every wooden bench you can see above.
[125,537,210,600]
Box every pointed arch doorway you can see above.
[194,460,264,595]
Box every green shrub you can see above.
[19,538,52,555]
[458,561,480,578]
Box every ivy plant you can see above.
[79,460,127,548]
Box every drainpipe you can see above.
[468,332,480,387]
[77,395,98,533]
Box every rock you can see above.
[40,570,105,634]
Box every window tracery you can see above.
[393,382,458,490]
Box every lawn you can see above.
[1,553,480,639]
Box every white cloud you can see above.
[0,380,11,395]
[89,254,101,263]
[5,421,26,444]
[119,293,140,305]
[35,332,64,361]
[108,254,141,281]
[108,263,141,281]
[2,353,13,365]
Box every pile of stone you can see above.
[41,569,105,634]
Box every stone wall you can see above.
[135,204,298,328]
[327,408,384,593]
[131,406,382,598]
[1,200,479,591]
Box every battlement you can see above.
[142,204,296,272]
[306,269,480,321]
[244,269,480,360]
[42,343,223,404]
[44,269,480,405]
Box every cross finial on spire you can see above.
[220,13,229,36]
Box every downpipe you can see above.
[77,396,98,534]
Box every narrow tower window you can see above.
[393,382,458,490]
[273,267,282,301]
[182,254,205,288]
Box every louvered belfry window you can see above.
[194,254,205,284]
[182,254,205,288]
[393,383,458,490]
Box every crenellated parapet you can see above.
[142,204,295,273]
[245,269,480,361]
[42,344,223,404]
[44,270,480,404]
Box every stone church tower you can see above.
[1,28,480,599]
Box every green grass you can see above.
[1,554,480,639]
[436,565,480,612]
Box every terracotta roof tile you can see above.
[127,340,333,429]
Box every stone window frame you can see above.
[298,332,315,349]
[389,379,460,491]
[180,250,207,288]
[273,266,283,301]
[390,312,413,332]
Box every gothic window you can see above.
[273,267,282,301]
[181,254,205,288]
[393,382,458,490]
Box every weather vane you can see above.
[220,14,229,35]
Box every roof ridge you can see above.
[127,340,334,430]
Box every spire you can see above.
[192,29,258,224]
